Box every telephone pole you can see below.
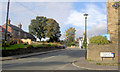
[4,0,10,50]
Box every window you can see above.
[19,31,20,35]
[24,33,27,38]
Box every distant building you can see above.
[2,19,36,43]
[76,33,89,48]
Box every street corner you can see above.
[72,58,118,70]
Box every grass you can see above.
[2,44,28,50]
[95,62,119,66]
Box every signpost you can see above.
[100,52,114,61]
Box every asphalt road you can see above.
[2,48,86,70]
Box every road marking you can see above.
[72,62,117,70]
[72,62,80,68]
[41,56,56,60]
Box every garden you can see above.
[2,42,65,57]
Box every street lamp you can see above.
[83,13,88,49]
[84,13,88,60]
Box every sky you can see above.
[1,1,107,40]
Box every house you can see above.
[0,26,11,44]
[2,19,36,44]
[76,33,89,48]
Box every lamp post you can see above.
[83,13,88,49]
[4,0,10,50]
[84,13,88,60]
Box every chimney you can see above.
[8,19,11,24]
[18,23,22,29]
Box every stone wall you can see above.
[87,44,118,61]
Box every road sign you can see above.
[100,52,114,58]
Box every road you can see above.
[2,48,86,70]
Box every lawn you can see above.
[2,44,28,50]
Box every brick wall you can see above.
[2,24,12,33]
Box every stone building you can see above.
[2,19,36,43]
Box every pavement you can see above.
[1,48,119,70]
[72,57,118,70]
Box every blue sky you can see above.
[1,1,107,40]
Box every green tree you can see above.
[46,18,61,42]
[65,27,76,45]
[29,16,61,42]
[90,35,110,44]
[29,16,47,41]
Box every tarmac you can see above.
[1,48,119,70]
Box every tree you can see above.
[29,16,47,41]
[65,27,76,45]
[46,18,61,42]
[90,35,110,45]
[29,16,61,42]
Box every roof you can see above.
[0,26,11,34]
[2,24,36,40]
[8,24,24,32]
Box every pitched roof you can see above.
[2,24,36,40]
[8,24,24,32]
[0,25,11,34]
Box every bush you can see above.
[35,44,44,47]
[47,44,51,47]
[2,43,10,47]
[27,45,34,48]
[50,43,58,47]
[10,40,17,45]
[66,43,71,46]
[71,42,75,46]
[90,35,110,45]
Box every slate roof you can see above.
[8,24,24,32]
[2,24,36,41]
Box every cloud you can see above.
[88,23,107,38]
[1,0,106,2]
[60,32,66,40]
[65,3,107,39]
[1,2,72,32]
[41,3,72,28]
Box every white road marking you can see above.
[72,62,117,70]
[41,56,56,60]
[72,62,80,68]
